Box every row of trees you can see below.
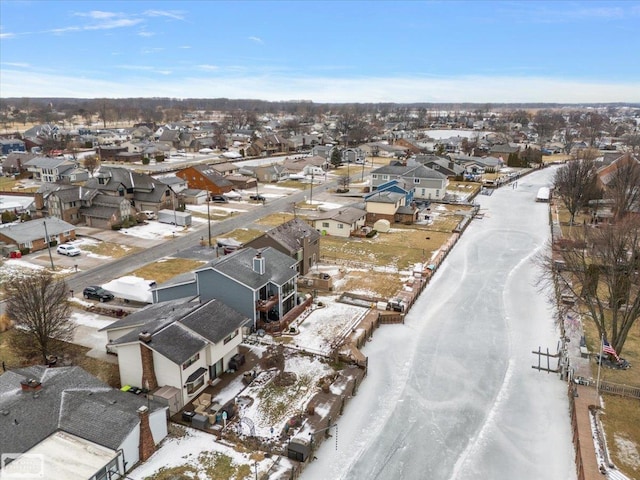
[549,156,640,356]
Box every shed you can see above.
[373,219,391,233]
[287,436,311,462]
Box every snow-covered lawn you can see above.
[118,219,202,240]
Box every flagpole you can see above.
[595,333,603,407]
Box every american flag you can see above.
[603,339,620,361]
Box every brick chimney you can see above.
[20,379,42,392]
[137,406,156,462]
[139,344,158,391]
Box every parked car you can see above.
[210,195,228,203]
[249,194,266,202]
[56,244,81,256]
[83,286,114,302]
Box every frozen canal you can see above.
[302,167,576,480]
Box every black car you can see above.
[83,286,114,302]
[209,195,228,203]
[249,194,266,202]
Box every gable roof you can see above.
[109,298,250,364]
[178,165,234,188]
[85,166,165,193]
[0,366,164,455]
[203,246,298,289]
[257,218,320,254]
[371,164,447,180]
[313,206,367,224]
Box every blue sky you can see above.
[1,1,639,103]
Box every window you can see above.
[414,178,420,184]
[223,329,239,345]
[436,190,440,197]
[322,222,329,228]
[182,352,200,370]
[338,224,343,229]
[372,174,378,180]
[186,374,205,394]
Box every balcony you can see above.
[256,294,278,312]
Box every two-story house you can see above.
[23,156,76,183]
[0,217,76,253]
[245,218,320,275]
[175,165,235,196]
[85,167,173,213]
[104,298,251,408]
[152,247,300,331]
[371,164,448,201]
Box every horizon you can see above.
[1,1,640,103]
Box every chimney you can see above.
[20,379,42,392]
[139,331,152,343]
[253,252,265,275]
[139,344,158,391]
[137,405,156,462]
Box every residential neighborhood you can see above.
[0,100,639,480]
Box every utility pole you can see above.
[309,170,314,206]
[207,190,212,248]
[42,220,55,270]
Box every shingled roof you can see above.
[0,366,164,455]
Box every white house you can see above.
[312,206,367,237]
[0,366,167,479]
[370,164,448,201]
[104,298,251,408]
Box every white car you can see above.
[56,244,81,256]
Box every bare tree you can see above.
[553,159,600,225]
[5,271,74,364]
[545,218,640,356]
[83,154,100,177]
[604,154,640,221]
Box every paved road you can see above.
[63,176,344,294]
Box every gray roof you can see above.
[371,164,447,180]
[258,218,320,254]
[111,298,249,365]
[48,185,99,203]
[365,190,404,204]
[85,166,167,194]
[204,246,298,290]
[23,156,72,169]
[101,298,196,332]
[314,206,367,224]
[0,366,164,455]
[180,299,251,344]
[0,217,75,244]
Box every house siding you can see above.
[153,282,198,303]
[117,344,144,389]
[196,270,257,325]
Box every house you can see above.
[311,206,368,237]
[81,194,135,228]
[209,162,240,176]
[0,365,168,478]
[393,138,423,155]
[160,175,188,194]
[282,155,327,174]
[489,143,520,159]
[370,164,448,201]
[1,152,39,176]
[153,247,299,331]
[342,148,366,164]
[245,218,320,275]
[365,181,418,225]
[45,185,98,224]
[0,217,76,253]
[311,145,336,160]
[243,164,290,183]
[0,138,26,155]
[23,156,76,183]
[175,165,235,196]
[104,297,251,408]
[85,167,173,213]
[180,188,208,205]
[414,155,465,178]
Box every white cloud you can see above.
[144,10,186,21]
[138,30,155,37]
[248,36,264,44]
[197,64,219,71]
[2,62,29,68]
[179,45,191,49]
[0,32,15,39]
[2,68,639,103]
